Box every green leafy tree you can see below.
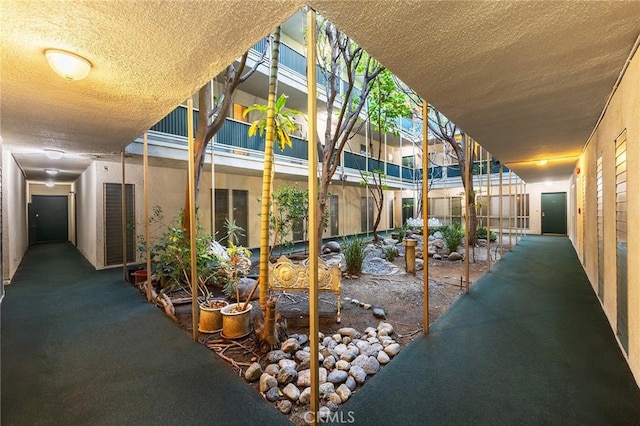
[396,82,479,245]
[181,41,267,235]
[360,69,412,242]
[314,20,384,247]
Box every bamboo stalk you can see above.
[499,164,503,256]
[486,150,491,270]
[508,169,512,251]
[307,8,320,424]
[464,135,470,293]
[258,26,281,313]
[121,152,127,281]
[422,100,429,334]
[187,97,198,342]
[144,132,152,302]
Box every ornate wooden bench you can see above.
[268,256,342,322]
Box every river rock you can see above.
[340,348,358,362]
[282,383,300,401]
[244,362,262,382]
[335,360,351,371]
[433,253,442,260]
[264,363,279,376]
[328,392,342,405]
[377,350,391,364]
[277,366,298,385]
[345,376,357,391]
[334,343,348,356]
[349,365,367,385]
[299,387,311,405]
[448,252,463,261]
[337,327,361,339]
[297,368,327,387]
[296,334,309,346]
[318,407,331,422]
[336,383,352,402]
[324,241,341,252]
[281,338,300,354]
[362,356,380,375]
[323,338,337,350]
[323,355,336,370]
[332,333,342,342]
[265,386,280,402]
[384,343,401,357]
[259,373,277,392]
[433,231,444,239]
[377,322,394,335]
[365,327,377,337]
[228,277,259,301]
[295,350,310,363]
[267,350,289,363]
[319,382,335,397]
[373,307,386,319]
[278,359,297,369]
[327,369,349,384]
[277,399,292,414]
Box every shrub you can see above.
[477,226,497,242]
[383,245,399,262]
[343,236,366,276]
[441,223,465,252]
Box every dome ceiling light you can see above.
[44,149,64,160]
[44,49,92,81]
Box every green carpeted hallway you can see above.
[1,242,288,426]
[3,237,640,425]
[341,235,640,425]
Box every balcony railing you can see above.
[149,106,508,185]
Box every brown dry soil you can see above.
[170,249,496,424]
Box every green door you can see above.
[541,192,567,234]
[31,195,68,243]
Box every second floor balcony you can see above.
[148,106,509,187]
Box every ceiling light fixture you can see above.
[45,168,59,175]
[536,160,548,166]
[45,181,55,188]
[44,149,64,160]
[44,49,92,81]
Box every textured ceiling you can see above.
[1,1,639,183]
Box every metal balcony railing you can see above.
[149,106,509,185]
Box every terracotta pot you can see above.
[221,302,253,339]
[198,299,228,333]
[133,270,148,286]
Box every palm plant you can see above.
[246,25,304,313]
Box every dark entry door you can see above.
[541,192,567,234]
[30,195,68,243]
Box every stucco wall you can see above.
[2,153,28,282]
[75,162,97,267]
[572,45,639,384]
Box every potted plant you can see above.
[220,242,254,339]
[198,282,228,333]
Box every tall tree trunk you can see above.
[259,27,281,313]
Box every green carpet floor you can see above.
[340,235,640,425]
[1,242,288,426]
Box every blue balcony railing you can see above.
[151,106,199,138]
[387,163,400,179]
[149,106,512,185]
